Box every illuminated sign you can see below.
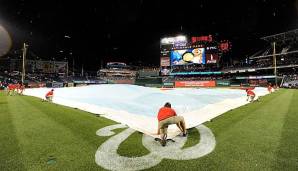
[174,41,187,47]
[161,36,187,45]
[219,40,232,52]
[206,54,219,64]
[175,81,216,87]
[170,48,206,65]
[206,46,217,51]
[191,35,213,43]
[160,57,170,67]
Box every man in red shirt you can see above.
[157,102,187,146]
[20,83,25,95]
[246,89,256,102]
[267,83,273,93]
[45,89,54,102]
[7,84,15,96]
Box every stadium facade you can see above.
[1,30,297,89]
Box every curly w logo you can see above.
[95,124,216,171]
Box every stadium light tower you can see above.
[21,43,28,84]
[63,34,72,76]
[273,42,277,86]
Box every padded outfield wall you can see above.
[135,77,163,87]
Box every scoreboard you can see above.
[160,35,230,67]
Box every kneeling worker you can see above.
[45,89,54,102]
[246,89,256,102]
[157,102,187,146]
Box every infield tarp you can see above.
[24,85,269,138]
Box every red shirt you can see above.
[8,84,15,90]
[45,91,53,97]
[157,107,177,121]
[247,90,255,96]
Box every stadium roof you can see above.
[261,29,298,43]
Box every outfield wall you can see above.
[175,81,216,87]
[135,77,163,87]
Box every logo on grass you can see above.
[95,124,216,171]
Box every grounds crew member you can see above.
[246,89,256,102]
[20,83,25,95]
[7,83,15,96]
[268,83,273,93]
[45,89,54,102]
[157,102,187,146]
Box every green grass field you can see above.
[0,89,297,171]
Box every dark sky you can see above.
[0,0,298,70]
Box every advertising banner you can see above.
[67,83,74,87]
[52,82,64,88]
[170,71,223,76]
[160,57,170,67]
[191,35,213,43]
[206,54,219,64]
[175,81,216,87]
[216,80,230,86]
[163,82,174,87]
[113,79,135,84]
[236,75,276,79]
[160,50,170,57]
[160,68,170,75]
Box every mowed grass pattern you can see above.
[0,92,115,171]
[0,89,297,171]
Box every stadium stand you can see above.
[0,30,297,89]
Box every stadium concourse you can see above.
[23,84,269,138]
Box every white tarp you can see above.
[23,85,269,138]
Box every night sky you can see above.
[0,0,298,70]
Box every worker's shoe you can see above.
[160,139,167,146]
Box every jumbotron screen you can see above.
[170,48,206,65]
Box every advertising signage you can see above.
[160,35,230,67]
[160,57,170,67]
[206,54,219,64]
[175,81,216,87]
[191,35,213,43]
